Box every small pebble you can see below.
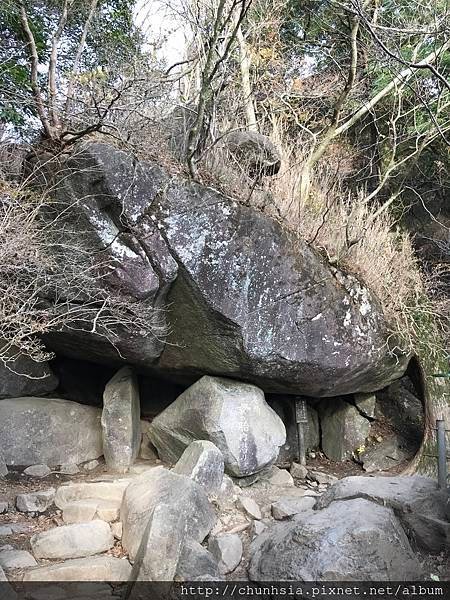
[24,464,51,478]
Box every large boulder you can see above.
[31,142,408,397]
[0,398,102,467]
[101,366,141,473]
[148,376,286,477]
[317,475,450,552]
[120,466,216,561]
[320,398,370,461]
[249,498,421,580]
[0,349,58,399]
[129,504,184,581]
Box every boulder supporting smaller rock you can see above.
[148,376,286,477]
[31,520,114,559]
[101,367,141,473]
[173,440,224,496]
[176,539,221,581]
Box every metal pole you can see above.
[437,419,447,490]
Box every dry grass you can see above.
[263,138,447,356]
[0,173,166,369]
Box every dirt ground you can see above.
[1,457,449,583]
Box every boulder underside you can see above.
[22,141,408,398]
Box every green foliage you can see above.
[0,0,142,137]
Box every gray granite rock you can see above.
[102,367,141,473]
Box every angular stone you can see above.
[317,475,449,552]
[290,462,308,480]
[249,498,421,580]
[148,376,286,477]
[208,533,243,575]
[260,466,294,487]
[0,502,8,514]
[0,348,58,399]
[111,522,122,540]
[236,496,261,520]
[307,470,338,486]
[0,549,37,569]
[250,520,267,539]
[23,464,51,477]
[120,466,216,561]
[176,539,221,581]
[31,520,114,559]
[0,398,102,467]
[0,524,30,536]
[354,392,376,419]
[23,556,132,581]
[16,488,55,513]
[271,496,316,520]
[102,367,141,473]
[55,480,130,509]
[129,504,184,581]
[320,399,370,461]
[216,475,237,509]
[173,440,224,495]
